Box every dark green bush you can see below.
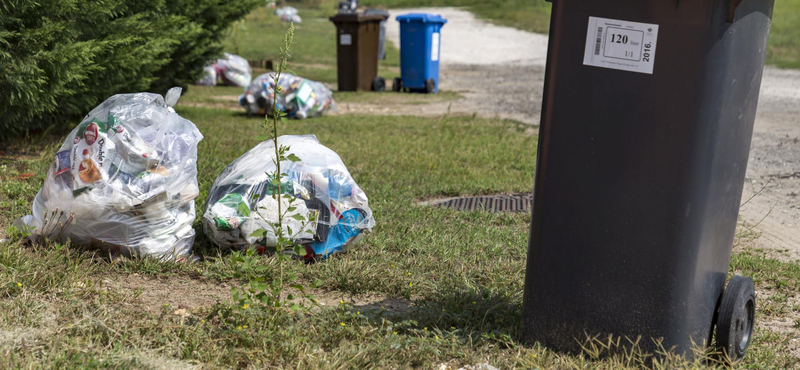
[0,0,259,139]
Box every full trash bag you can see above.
[239,73,335,119]
[280,13,302,23]
[275,6,298,17]
[193,53,251,87]
[203,135,373,259]
[216,53,252,88]
[195,65,218,86]
[275,6,301,24]
[15,88,204,260]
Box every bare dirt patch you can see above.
[179,101,241,111]
[102,273,413,315]
[756,290,800,360]
[293,62,334,70]
[313,290,414,315]
[102,274,231,312]
[333,63,544,125]
[332,89,463,118]
[108,351,202,370]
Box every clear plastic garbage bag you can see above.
[239,72,336,119]
[203,135,373,259]
[15,87,204,260]
[195,65,218,86]
[275,6,298,17]
[280,13,302,23]
[216,53,252,88]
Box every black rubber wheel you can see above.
[715,275,756,362]
[372,76,386,92]
[392,77,402,92]
[425,78,436,94]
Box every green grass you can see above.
[1,96,800,367]
[767,0,800,69]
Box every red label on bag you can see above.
[85,122,99,145]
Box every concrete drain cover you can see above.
[425,193,533,213]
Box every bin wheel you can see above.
[425,78,436,93]
[714,275,755,362]
[392,77,402,92]
[372,76,386,92]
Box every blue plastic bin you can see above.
[395,13,447,93]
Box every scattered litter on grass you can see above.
[172,308,190,318]
[240,73,336,119]
[203,135,373,260]
[15,88,203,260]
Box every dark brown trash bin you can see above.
[330,13,388,91]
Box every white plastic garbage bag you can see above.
[203,135,373,259]
[15,88,204,260]
[280,13,302,23]
[274,6,297,17]
[216,53,252,88]
[195,65,218,86]
[239,73,335,119]
[275,7,301,23]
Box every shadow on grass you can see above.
[356,281,522,346]
[348,280,731,368]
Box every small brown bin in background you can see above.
[329,13,388,91]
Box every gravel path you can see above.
[386,8,549,67]
[382,8,548,125]
[740,67,800,260]
[383,7,800,261]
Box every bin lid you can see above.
[396,13,448,24]
[330,12,388,23]
[364,8,390,17]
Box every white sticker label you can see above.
[340,34,352,46]
[583,17,659,74]
[431,33,440,62]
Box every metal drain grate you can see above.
[428,193,533,213]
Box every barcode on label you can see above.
[583,16,658,74]
[594,27,603,55]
